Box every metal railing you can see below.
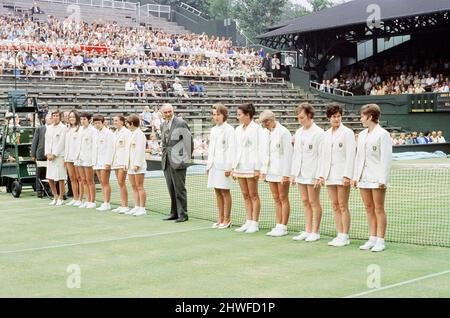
[310,81,354,97]
[141,3,171,19]
[28,0,139,10]
[179,2,202,17]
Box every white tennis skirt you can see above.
[46,156,67,181]
[93,164,107,171]
[232,170,256,179]
[295,176,314,185]
[357,180,381,189]
[208,167,232,190]
[266,174,283,183]
[325,178,344,186]
[128,167,147,175]
[75,159,93,167]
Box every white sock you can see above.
[245,220,252,225]
[376,237,385,244]
[253,221,259,227]
[369,236,377,242]
[342,233,349,240]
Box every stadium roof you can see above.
[258,0,450,38]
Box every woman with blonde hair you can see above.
[259,110,293,237]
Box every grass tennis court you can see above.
[1,159,449,297]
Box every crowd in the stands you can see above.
[0,13,270,82]
[390,131,446,145]
[320,52,450,95]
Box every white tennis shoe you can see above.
[305,233,320,242]
[292,231,310,241]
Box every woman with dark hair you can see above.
[92,115,114,212]
[111,115,132,214]
[291,103,324,242]
[206,104,235,229]
[75,112,97,209]
[45,111,68,206]
[352,104,392,252]
[125,114,148,216]
[318,104,356,247]
[233,103,264,234]
[64,110,83,207]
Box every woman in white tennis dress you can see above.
[318,104,355,247]
[125,114,148,217]
[206,104,235,229]
[259,110,293,237]
[111,115,132,214]
[75,112,97,209]
[92,115,115,212]
[233,103,265,234]
[45,111,68,206]
[291,103,324,242]
[64,110,83,207]
[352,104,392,252]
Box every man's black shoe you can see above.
[163,215,178,221]
[175,216,189,223]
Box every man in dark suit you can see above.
[31,114,51,198]
[31,2,43,14]
[160,104,193,222]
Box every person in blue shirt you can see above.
[134,76,145,98]
[258,48,265,58]
[188,80,205,96]
[424,131,433,143]
[24,55,36,79]
[417,132,427,144]
[83,54,93,72]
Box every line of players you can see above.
[206,103,391,252]
[44,111,148,216]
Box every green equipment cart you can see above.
[0,90,38,197]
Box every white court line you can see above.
[344,269,450,298]
[0,226,211,254]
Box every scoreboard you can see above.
[436,93,450,111]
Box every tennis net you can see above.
[108,161,450,248]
